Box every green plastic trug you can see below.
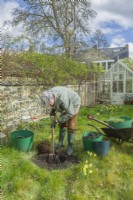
[10,130,34,152]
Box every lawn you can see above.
[1,105,133,200]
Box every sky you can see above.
[0,0,133,57]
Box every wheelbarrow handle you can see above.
[88,123,101,134]
[88,124,106,137]
[87,115,96,120]
[87,114,115,129]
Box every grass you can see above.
[1,105,133,200]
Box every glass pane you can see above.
[126,80,132,93]
[118,81,123,93]
[113,74,118,81]
[105,82,110,93]
[119,74,124,80]
[114,65,118,72]
[126,70,132,78]
[113,81,117,92]
[119,65,124,71]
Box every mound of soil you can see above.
[37,140,51,154]
[33,140,79,170]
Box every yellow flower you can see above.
[87,151,93,156]
[83,168,87,176]
[89,170,93,174]
[89,163,93,167]
[89,152,93,156]
[84,164,89,169]
[85,160,88,164]
[84,172,87,176]
[97,113,99,115]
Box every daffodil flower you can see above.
[83,167,87,176]
[84,164,89,169]
[89,152,93,156]
[89,170,93,174]
[87,151,93,156]
[89,163,93,167]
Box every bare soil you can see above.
[32,141,79,170]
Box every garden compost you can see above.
[32,140,79,170]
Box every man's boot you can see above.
[67,132,74,156]
[55,128,66,149]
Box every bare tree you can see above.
[90,29,110,49]
[1,31,37,52]
[5,0,96,57]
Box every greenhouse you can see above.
[101,60,133,105]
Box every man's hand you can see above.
[51,120,58,128]
[50,109,56,117]
[58,122,67,128]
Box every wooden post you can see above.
[94,73,96,104]
[85,78,87,106]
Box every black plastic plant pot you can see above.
[93,140,110,157]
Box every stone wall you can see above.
[1,85,45,132]
[1,82,98,133]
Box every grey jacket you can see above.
[50,86,81,123]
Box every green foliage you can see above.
[3,50,105,86]
[122,57,133,71]
[107,117,125,123]
[99,105,124,115]
[4,51,89,86]
[89,63,105,75]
